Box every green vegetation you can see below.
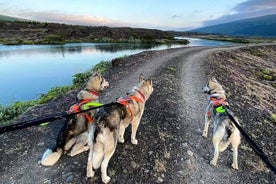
[256,68,276,82]
[272,113,276,123]
[0,60,112,125]
[0,20,189,45]
[249,49,265,57]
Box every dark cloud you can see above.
[202,0,276,26]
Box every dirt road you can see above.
[0,45,275,183]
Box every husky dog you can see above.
[86,74,153,183]
[202,77,241,170]
[40,73,109,166]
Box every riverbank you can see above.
[171,31,276,44]
[0,21,188,45]
[0,44,275,183]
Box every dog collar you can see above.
[88,90,100,97]
[135,89,146,101]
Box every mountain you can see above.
[190,14,276,37]
[0,14,29,22]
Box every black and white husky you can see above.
[40,73,109,166]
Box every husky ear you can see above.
[211,77,218,82]
[92,71,99,76]
[139,74,144,82]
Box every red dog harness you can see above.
[69,90,100,123]
[117,89,145,120]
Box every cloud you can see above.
[171,14,182,19]
[202,0,276,26]
[3,10,132,27]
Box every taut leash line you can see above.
[226,109,276,175]
[0,102,117,134]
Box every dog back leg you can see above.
[231,129,241,170]
[101,142,116,184]
[218,140,231,152]
[87,125,96,178]
[68,132,89,156]
[210,126,225,166]
[92,141,104,169]
[203,115,211,137]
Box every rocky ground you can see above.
[0,44,275,184]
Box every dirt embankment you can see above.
[0,44,275,184]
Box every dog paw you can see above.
[102,176,111,183]
[86,170,95,178]
[202,132,208,138]
[131,139,138,145]
[231,163,239,170]
[118,137,125,143]
[210,160,217,166]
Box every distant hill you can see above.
[0,14,29,22]
[190,14,276,37]
[0,15,189,45]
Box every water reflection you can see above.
[0,39,235,106]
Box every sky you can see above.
[0,0,276,30]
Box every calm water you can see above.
[0,38,234,106]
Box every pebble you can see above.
[65,175,73,183]
[130,161,137,168]
[157,177,164,183]
[177,171,185,177]
[182,142,188,147]
[37,142,45,146]
[187,150,193,156]
[185,159,191,165]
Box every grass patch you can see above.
[256,68,276,81]
[250,49,264,57]
[0,59,113,125]
[272,114,276,123]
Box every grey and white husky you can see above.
[86,74,153,183]
[202,77,241,170]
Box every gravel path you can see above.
[0,45,275,184]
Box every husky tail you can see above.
[40,148,62,166]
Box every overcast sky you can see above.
[0,0,275,30]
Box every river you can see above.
[0,38,235,106]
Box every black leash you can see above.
[226,109,276,175]
[0,102,117,134]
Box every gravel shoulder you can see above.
[0,44,275,184]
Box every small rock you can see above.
[182,142,188,147]
[130,161,137,169]
[144,169,149,173]
[177,171,185,177]
[37,142,45,146]
[65,175,73,183]
[157,177,164,183]
[187,150,193,157]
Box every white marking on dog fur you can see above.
[40,149,62,166]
